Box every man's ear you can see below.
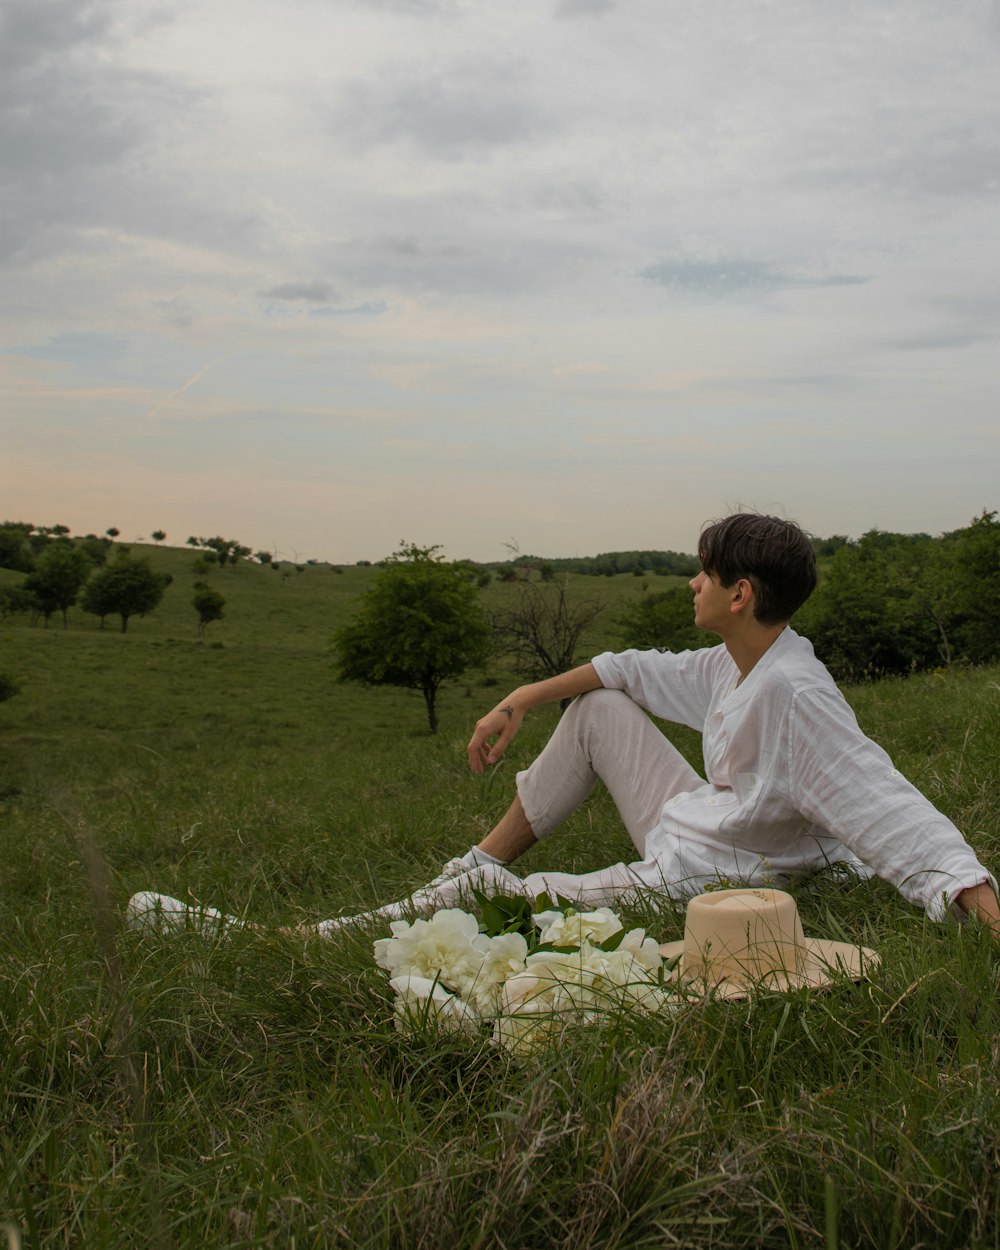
[730,578,754,614]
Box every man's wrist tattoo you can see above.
[500,705,514,722]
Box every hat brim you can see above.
[658,936,880,1001]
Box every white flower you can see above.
[588,947,663,1006]
[533,906,623,947]
[373,909,491,995]
[616,928,665,977]
[464,931,529,1016]
[493,959,568,1054]
[502,954,570,1010]
[504,948,602,1017]
[388,974,481,1036]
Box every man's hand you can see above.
[466,664,604,774]
[955,881,1000,939]
[468,699,524,774]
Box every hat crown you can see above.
[681,889,807,984]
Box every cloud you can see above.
[640,257,869,296]
[797,122,1000,201]
[0,0,110,79]
[155,298,199,328]
[527,178,609,221]
[256,285,389,318]
[8,331,129,365]
[335,55,545,157]
[259,281,339,302]
[887,329,999,352]
[554,0,616,18]
[309,301,389,318]
[325,222,608,299]
[343,0,462,10]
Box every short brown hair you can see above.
[698,513,817,625]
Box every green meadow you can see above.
[1,546,999,1248]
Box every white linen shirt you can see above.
[591,629,993,920]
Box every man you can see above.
[319,512,998,935]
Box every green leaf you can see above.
[530,942,584,956]
[472,888,535,937]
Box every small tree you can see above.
[192,582,225,638]
[106,527,120,540]
[203,537,230,564]
[491,576,605,709]
[81,553,171,633]
[151,530,167,544]
[333,542,491,733]
[202,536,248,567]
[22,542,92,628]
[78,535,111,566]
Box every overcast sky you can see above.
[2,0,998,562]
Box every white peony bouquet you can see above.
[373,890,679,1054]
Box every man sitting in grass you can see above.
[312,512,998,937]
[128,512,999,937]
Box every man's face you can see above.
[689,569,734,634]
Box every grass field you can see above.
[1,546,999,1248]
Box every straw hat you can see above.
[658,888,879,999]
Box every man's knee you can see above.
[568,686,638,718]
[564,687,645,737]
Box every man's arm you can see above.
[467,663,603,774]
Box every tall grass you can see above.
[1,548,998,1247]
